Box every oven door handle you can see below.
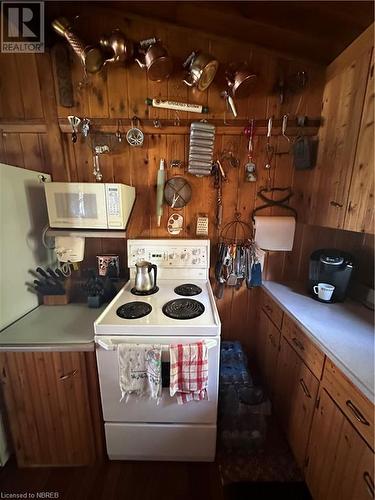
[95,338,218,351]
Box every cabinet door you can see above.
[257,311,280,398]
[344,51,374,233]
[306,388,375,500]
[274,337,319,469]
[309,46,372,229]
[0,351,99,466]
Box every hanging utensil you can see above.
[115,120,124,143]
[156,158,166,227]
[265,117,274,189]
[276,114,291,155]
[135,38,173,81]
[244,119,257,182]
[126,116,144,147]
[67,115,81,143]
[183,51,219,91]
[99,29,134,65]
[81,118,90,138]
[92,145,109,182]
[52,17,106,74]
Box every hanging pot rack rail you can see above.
[0,118,321,135]
[57,117,321,136]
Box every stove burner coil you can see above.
[116,301,152,319]
[131,286,159,296]
[162,298,205,320]
[174,284,202,297]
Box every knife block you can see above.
[43,294,69,305]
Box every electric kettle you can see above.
[134,261,157,292]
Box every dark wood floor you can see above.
[0,459,224,500]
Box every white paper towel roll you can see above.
[254,216,296,251]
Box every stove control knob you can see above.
[169,252,178,260]
[136,248,144,255]
[181,253,189,260]
[192,258,201,265]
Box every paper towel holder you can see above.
[252,187,297,222]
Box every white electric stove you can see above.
[94,239,221,462]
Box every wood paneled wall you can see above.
[0,7,326,344]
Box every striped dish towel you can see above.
[169,341,208,404]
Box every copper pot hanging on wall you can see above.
[99,29,134,65]
[135,38,173,81]
[223,63,257,117]
[183,51,219,91]
[52,17,106,74]
[226,63,257,99]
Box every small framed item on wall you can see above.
[97,255,120,279]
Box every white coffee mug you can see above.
[313,283,335,301]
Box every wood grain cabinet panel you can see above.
[306,388,375,500]
[257,310,280,398]
[281,314,325,380]
[274,336,319,469]
[309,45,373,230]
[261,291,284,330]
[344,50,374,234]
[322,359,374,449]
[0,351,104,467]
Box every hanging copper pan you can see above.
[135,38,173,81]
[226,64,257,99]
[183,51,219,92]
[52,17,105,74]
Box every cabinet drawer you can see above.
[262,291,283,330]
[322,359,374,449]
[282,315,325,379]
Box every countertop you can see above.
[0,304,105,352]
[263,281,374,402]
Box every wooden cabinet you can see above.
[306,388,374,500]
[0,351,104,467]
[257,310,280,398]
[344,51,374,233]
[282,315,325,379]
[322,359,374,448]
[274,336,319,469]
[261,290,284,330]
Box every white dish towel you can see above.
[118,344,162,402]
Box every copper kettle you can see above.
[99,29,134,64]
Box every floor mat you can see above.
[217,415,303,484]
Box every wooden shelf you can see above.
[46,228,126,239]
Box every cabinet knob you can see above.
[345,400,370,426]
[363,471,374,498]
[329,200,344,208]
[292,336,305,351]
[59,369,78,381]
[299,378,311,399]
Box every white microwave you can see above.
[44,182,136,229]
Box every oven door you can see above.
[44,182,108,228]
[95,335,220,424]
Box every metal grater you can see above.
[188,122,216,176]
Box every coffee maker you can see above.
[309,249,354,302]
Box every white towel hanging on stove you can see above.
[118,344,162,403]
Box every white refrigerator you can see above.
[0,163,52,465]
